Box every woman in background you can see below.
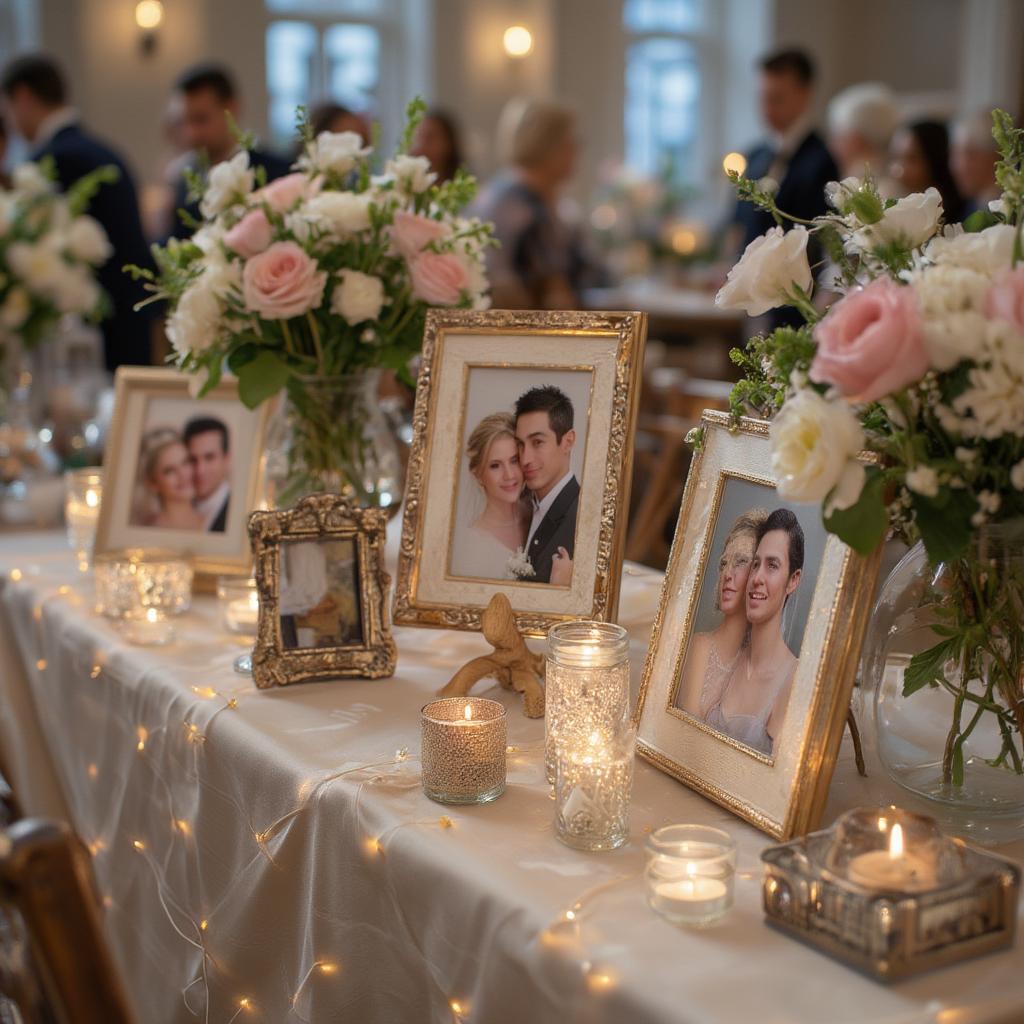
[890,120,964,222]
[411,108,464,185]
[135,428,203,530]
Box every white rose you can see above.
[65,215,112,264]
[905,465,940,498]
[330,269,385,324]
[6,236,64,296]
[384,154,437,196]
[51,264,100,314]
[715,226,812,316]
[297,192,373,239]
[200,151,254,218]
[852,187,942,250]
[770,389,865,511]
[12,162,52,197]
[0,287,31,329]
[925,222,1016,275]
[167,278,222,357]
[300,131,371,175]
[988,199,1007,216]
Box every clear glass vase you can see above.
[262,369,403,510]
[861,522,1024,843]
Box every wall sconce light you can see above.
[135,0,164,56]
[502,25,533,59]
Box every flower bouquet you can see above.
[132,99,493,507]
[717,110,1024,813]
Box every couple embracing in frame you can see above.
[451,385,579,586]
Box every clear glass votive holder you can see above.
[421,697,507,805]
[217,575,259,639]
[545,621,631,785]
[554,725,635,852]
[64,468,103,565]
[94,550,193,645]
[120,606,176,646]
[645,825,736,927]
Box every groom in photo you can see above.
[514,386,579,584]
[184,416,231,532]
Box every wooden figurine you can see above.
[439,594,546,717]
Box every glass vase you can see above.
[861,522,1024,843]
[263,369,402,510]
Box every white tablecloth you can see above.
[0,533,1022,1024]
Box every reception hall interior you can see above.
[1,1,1024,1022]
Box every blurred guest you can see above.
[890,120,964,222]
[951,111,1000,218]
[1,53,154,369]
[474,98,604,310]
[411,108,463,184]
[827,82,900,193]
[732,49,838,254]
[309,102,371,144]
[166,63,289,240]
[0,116,11,188]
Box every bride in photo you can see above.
[133,427,204,530]
[449,412,530,580]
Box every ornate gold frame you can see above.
[393,308,647,636]
[248,493,396,687]
[633,411,882,840]
[94,367,276,584]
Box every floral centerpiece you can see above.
[716,110,1024,818]
[132,100,493,506]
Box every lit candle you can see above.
[847,821,937,892]
[120,606,175,646]
[645,825,735,926]
[217,576,259,637]
[421,697,507,805]
[64,468,103,563]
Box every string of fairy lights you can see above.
[3,563,666,1021]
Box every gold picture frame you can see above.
[634,411,882,840]
[248,493,396,687]
[394,308,647,636]
[94,367,276,582]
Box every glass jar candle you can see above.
[545,621,630,784]
[64,468,102,565]
[421,697,507,805]
[554,725,635,851]
[645,825,736,927]
[217,575,259,638]
[94,550,193,645]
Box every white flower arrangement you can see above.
[505,548,535,580]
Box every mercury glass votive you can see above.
[93,549,193,630]
[421,697,507,805]
[64,468,103,565]
[545,621,630,785]
[217,575,259,638]
[554,725,635,851]
[645,825,736,927]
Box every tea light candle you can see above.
[120,606,175,646]
[645,825,736,926]
[421,697,507,805]
[217,576,259,636]
[94,549,193,620]
[64,468,103,564]
[847,821,936,892]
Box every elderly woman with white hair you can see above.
[951,110,1001,219]
[827,82,901,192]
[472,98,605,310]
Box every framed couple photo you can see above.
[634,412,882,840]
[94,367,275,578]
[394,309,647,635]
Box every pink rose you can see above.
[409,251,468,306]
[391,210,449,259]
[242,241,327,319]
[985,267,1024,332]
[256,173,321,213]
[810,277,928,402]
[224,209,272,258]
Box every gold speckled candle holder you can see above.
[421,697,507,805]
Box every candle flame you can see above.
[889,822,904,859]
[248,591,259,610]
[146,607,158,623]
[686,861,697,877]
[463,703,473,721]
[86,489,99,508]
[878,815,888,832]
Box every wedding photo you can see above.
[448,368,592,587]
[279,538,363,650]
[671,476,828,759]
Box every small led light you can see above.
[318,962,338,975]
[90,664,102,679]
[35,658,46,670]
[175,819,191,836]
[502,24,533,58]
[200,919,208,931]
[135,0,163,30]
[132,839,146,852]
[87,763,98,779]
[9,569,22,582]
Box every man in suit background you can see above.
[183,416,231,533]
[1,54,155,370]
[166,64,290,240]
[514,385,579,585]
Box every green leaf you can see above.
[963,209,1000,233]
[913,490,975,563]
[197,358,223,396]
[823,466,888,555]
[227,342,259,374]
[234,350,292,409]
[903,637,956,698]
[849,190,884,224]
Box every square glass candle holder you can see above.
[94,549,193,645]
[545,621,631,785]
[217,575,259,638]
[761,806,1021,982]
[554,725,635,851]
[645,825,736,927]
[64,468,102,566]
[421,697,507,805]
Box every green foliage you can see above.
[823,466,889,556]
[728,325,816,420]
[66,164,119,217]
[912,489,976,564]
[903,637,957,698]
[235,351,292,409]
[398,97,427,154]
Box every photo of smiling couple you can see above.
[449,383,584,587]
[675,498,817,758]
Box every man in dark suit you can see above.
[166,64,290,241]
[514,386,579,585]
[1,54,155,370]
[183,416,231,533]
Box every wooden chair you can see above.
[0,819,135,1024]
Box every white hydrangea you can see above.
[908,263,990,370]
[293,191,373,241]
[167,278,223,357]
[905,465,940,498]
[925,223,1016,275]
[952,320,1024,439]
[200,151,254,218]
[330,269,385,324]
[6,235,64,297]
[384,154,437,196]
[12,162,52,197]
[299,131,372,176]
